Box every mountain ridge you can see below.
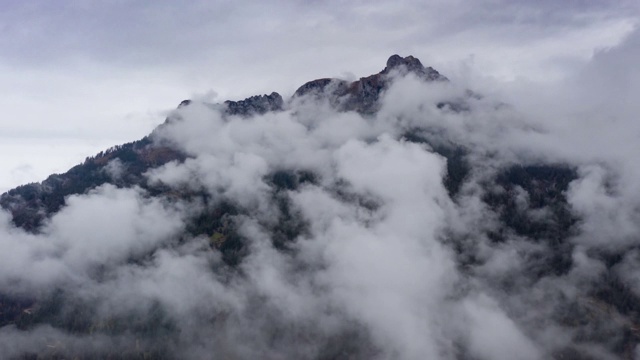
[0,54,453,231]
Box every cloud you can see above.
[0,185,185,294]
[462,294,541,360]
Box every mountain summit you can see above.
[293,54,447,113]
[383,54,447,80]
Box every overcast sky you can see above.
[1,0,639,192]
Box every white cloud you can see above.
[0,185,185,293]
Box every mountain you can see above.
[0,55,638,360]
[0,55,453,233]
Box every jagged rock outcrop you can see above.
[224,92,284,116]
[382,54,447,81]
[293,54,448,113]
[178,55,450,116]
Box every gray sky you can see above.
[1,0,638,191]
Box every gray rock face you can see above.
[382,54,448,82]
[224,92,284,116]
[293,54,448,114]
[177,55,449,116]
[292,78,350,98]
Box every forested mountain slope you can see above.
[1,55,638,360]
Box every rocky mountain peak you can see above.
[175,55,446,117]
[293,54,448,113]
[384,54,423,73]
[224,92,284,116]
[382,54,447,81]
